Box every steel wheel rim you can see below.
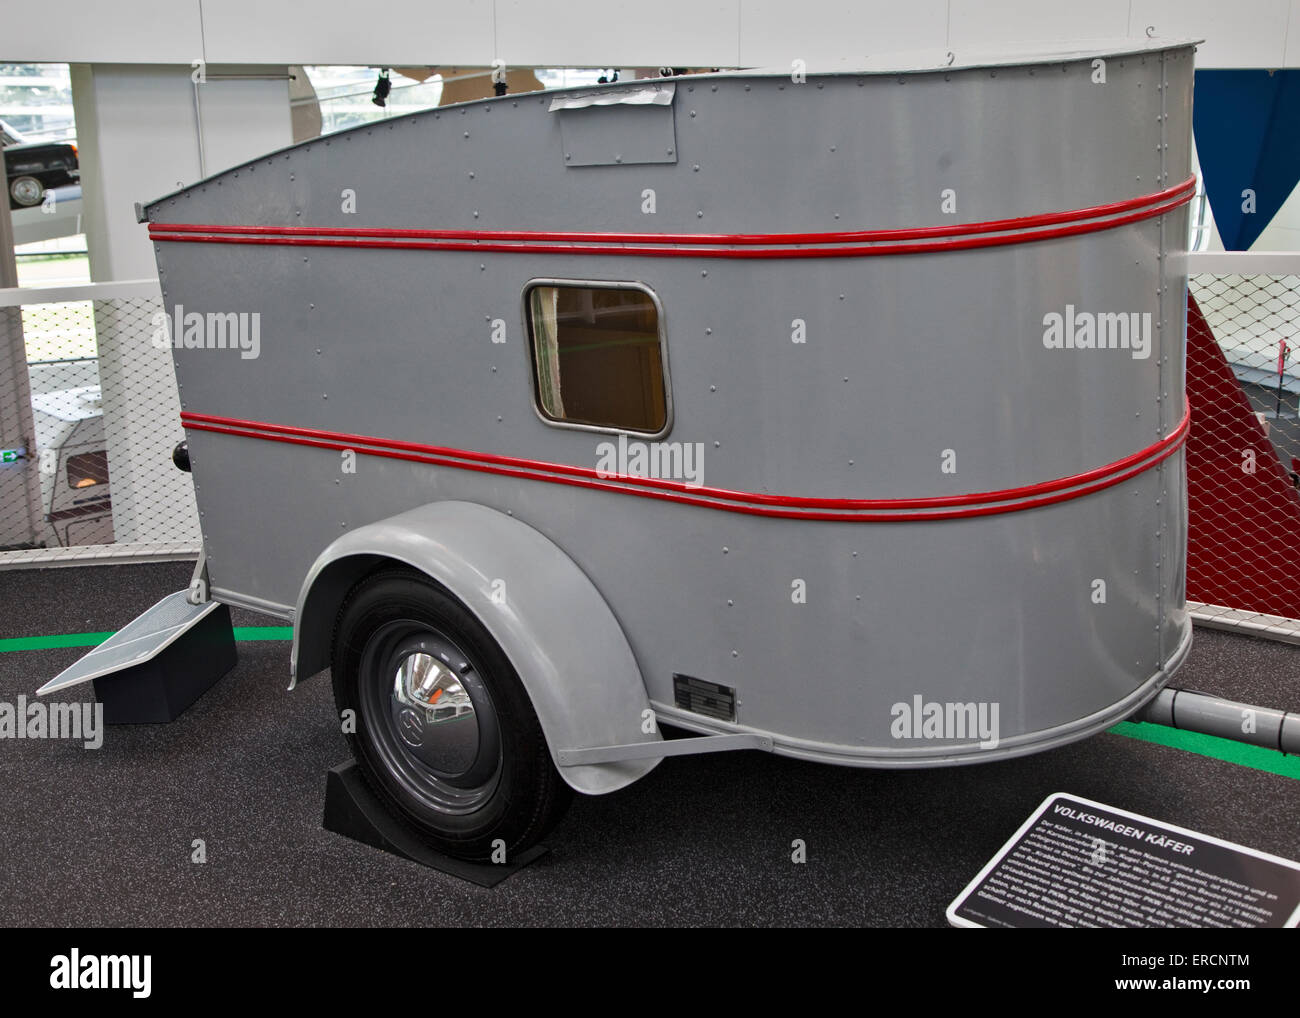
[11,178,42,205]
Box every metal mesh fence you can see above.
[1186,272,1300,623]
[0,287,200,566]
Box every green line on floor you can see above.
[1108,720,1300,780]
[0,626,292,653]
[233,626,294,641]
[0,632,115,651]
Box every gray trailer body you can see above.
[137,44,1195,789]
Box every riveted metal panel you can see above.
[146,44,1195,767]
[557,102,677,167]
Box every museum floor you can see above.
[0,562,1295,927]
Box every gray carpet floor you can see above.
[0,562,1295,926]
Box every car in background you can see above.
[2,119,79,209]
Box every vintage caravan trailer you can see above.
[29,382,113,547]
[43,43,1219,862]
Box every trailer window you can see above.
[526,282,668,434]
[66,451,108,489]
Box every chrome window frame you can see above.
[520,277,673,439]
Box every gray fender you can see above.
[291,500,661,795]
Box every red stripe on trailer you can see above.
[182,409,1189,511]
[179,409,1189,522]
[148,179,1196,259]
[150,177,1195,247]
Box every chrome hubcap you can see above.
[12,178,41,205]
[390,651,480,774]
[360,625,503,815]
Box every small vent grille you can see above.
[673,674,736,722]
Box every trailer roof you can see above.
[141,38,1198,213]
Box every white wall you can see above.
[71,63,292,280]
[3,0,1300,69]
[67,64,293,544]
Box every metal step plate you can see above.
[36,590,222,696]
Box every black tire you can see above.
[331,568,570,861]
[9,175,44,207]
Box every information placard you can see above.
[948,792,1300,928]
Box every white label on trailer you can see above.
[947,792,1300,928]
